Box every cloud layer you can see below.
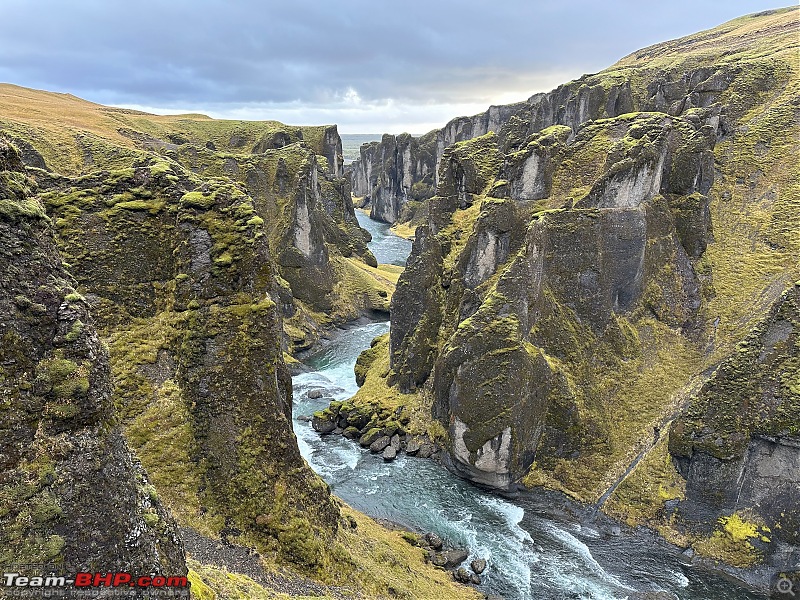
[0,1,784,131]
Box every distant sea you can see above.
[340,133,428,164]
[340,134,382,164]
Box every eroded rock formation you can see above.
[0,139,187,574]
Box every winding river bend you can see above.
[292,212,764,600]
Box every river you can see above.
[291,211,765,600]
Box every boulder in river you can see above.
[370,435,391,453]
[390,433,401,449]
[418,443,435,458]
[453,567,481,584]
[470,558,487,574]
[307,388,324,399]
[359,427,383,447]
[406,436,422,455]
[424,532,443,550]
[312,412,336,434]
[433,549,468,569]
[342,426,360,439]
[383,446,397,461]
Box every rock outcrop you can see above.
[0,139,186,574]
[390,112,715,489]
[348,11,763,228]
[35,151,340,566]
[351,132,437,223]
[363,7,799,579]
[350,104,525,224]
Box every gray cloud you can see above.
[0,0,786,130]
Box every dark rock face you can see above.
[670,285,800,563]
[350,105,523,225]
[390,225,445,391]
[348,55,736,226]
[0,139,186,573]
[383,9,799,578]
[392,113,714,488]
[351,132,436,223]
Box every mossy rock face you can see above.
[0,140,186,573]
[0,85,384,347]
[384,11,800,542]
[437,133,502,208]
[389,112,714,488]
[30,149,340,569]
[389,225,444,392]
[351,132,437,224]
[354,335,384,387]
[669,284,800,550]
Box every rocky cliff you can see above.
[34,151,341,567]
[0,139,187,575]
[0,89,392,352]
[350,102,525,224]
[357,6,799,578]
[351,8,796,232]
[669,283,799,569]
[0,90,479,598]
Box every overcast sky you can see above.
[0,1,785,133]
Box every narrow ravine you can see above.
[291,211,765,600]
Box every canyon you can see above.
[0,6,798,599]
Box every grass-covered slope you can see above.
[0,83,394,350]
[0,84,341,176]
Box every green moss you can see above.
[114,198,165,214]
[64,319,84,342]
[670,286,799,461]
[604,436,685,526]
[181,191,216,209]
[186,560,285,600]
[277,518,324,567]
[36,354,91,402]
[0,197,47,220]
[693,511,771,568]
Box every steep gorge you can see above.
[1,6,798,597]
